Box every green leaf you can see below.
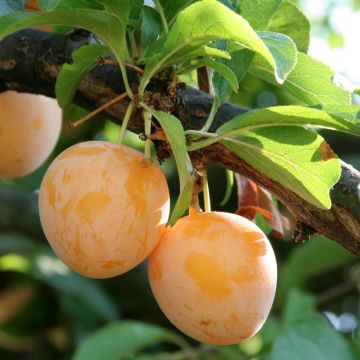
[277,236,356,300]
[217,105,360,136]
[163,0,283,82]
[313,104,360,124]
[158,0,197,23]
[191,58,239,92]
[236,0,282,31]
[269,0,310,53]
[140,0,295,95]
[213,49,254,101]
[0,9,129,67]
[130,0,143,21]
[258,31,297,85]
[270,315,357,360]
[56,44,112,111]
[0,0,23,15]
[249,52,352,105]
[98,0,130,27]
[51,0,103,10]
[221,126,341,209]
[33,253,118,322]
[148,110,194,225]
[141,6,162,50]
[73,321,187,360]
[282,289,316,325]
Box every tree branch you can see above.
[1,29,360,255]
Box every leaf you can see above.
[158,0,197,23]
[191,58,239,92]
[313,104,360,124]
[282,289,316,325]
[269,0,310,53]
[73,321,187,360]
[141,6,161,50]
[277,235,356,300]
[140,0,296,95]
[163,0,285,83]
[258,31,297,85]
[39,0,62,10]
[249,52,352,105]
[213,49,254,101]
[56,44,112,110]
[49,0,103,10]
[98,0,130,27]
[217,105,360,136]
[236,0,282,31]
[148,110,194,225]
[130,0,143,21]
[222,126,341,209]
[0,0,23,15]
[0,8,129,67]
[32,253,118,322]
[270,315,357,360]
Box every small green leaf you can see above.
[0,0,23,15]
[56,44,112,111]
[249,52,351,105]
[191,58,238,92]
[236,0,282,31]
[271,315,357,360]
[222,126,341,209]
[221,169,234,206]
[147,109,194,225]
[213,49,254,101]
[258,31,297,85]
[314,104,360,125]
[141,6,162,50]
[130,0,143,21]
[217,105,360,136]
[269,0,310,53]
[73,321,187,360]
[158,0,197,23]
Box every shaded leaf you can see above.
[73,321,187,360]
[56,44,112,110]
[270,315,357,360]
[0,0,23,15]
[277,235,356,300]
[141,6,161,50]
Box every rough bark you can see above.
[1,29,360,254]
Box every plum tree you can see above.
[148,211,277,345]
[0,91,62,179]
[39,141,170,278]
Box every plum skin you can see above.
[39,141,170,278]
[0,91,62,179]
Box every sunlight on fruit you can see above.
[0,91,62,179]
[39,141,170,279]
[148,212,277,345]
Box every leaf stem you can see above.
[117,101,134,144]
[69,92,128,129]
[143,109,153,165]
[200,96,219,132]
[155,0,169,34]
[202,169,211,213]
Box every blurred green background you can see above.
[1,0,360,359]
